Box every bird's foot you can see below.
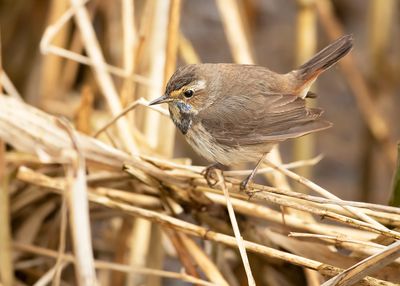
[201,163,223,187]
[239,176,252,192]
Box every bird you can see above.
[150,35,353,190]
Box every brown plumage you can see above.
[150,35,353,187]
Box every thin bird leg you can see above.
[201,163,225,187]
[240,153,268,191]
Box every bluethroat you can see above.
[150,35,353,190]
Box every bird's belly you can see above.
[185,124,273,166]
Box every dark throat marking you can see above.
[170,102,194,135]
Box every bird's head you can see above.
[149,65,210,113]
[149,65,212,134]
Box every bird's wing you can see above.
[198,92,331,147]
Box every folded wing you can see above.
[199,92,331,147]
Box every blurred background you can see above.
[1,0,400,285]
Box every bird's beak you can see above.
[149,94,172,105]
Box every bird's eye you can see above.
[183,89,194,98]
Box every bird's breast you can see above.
[185,123,274,166]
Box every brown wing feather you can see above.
[198,92,331,147]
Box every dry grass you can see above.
[0,1,399,286]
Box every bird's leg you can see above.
[240,153,268,192]
[201,163,224,187]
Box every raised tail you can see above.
[295,34,353,83]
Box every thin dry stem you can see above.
[216,170,255,286]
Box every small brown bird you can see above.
[150,35,353,189]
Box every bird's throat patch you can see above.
[169,102,193,135]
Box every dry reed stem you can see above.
[0,70,21,99]
[52,196,68,286]
[142,0,171,150]
[289,232,387,250]
[289,232,400,264]
[164,0,182,84]
[322,240,400,286]
[178,233,229,286]
[58,119,98,286]
[315,0,397,167]
[165,230,202,280]
[0,35,13,286]
[122,0,135,77]
[93,97,169,138]
[13,242,217,286]
[265,159,388,230]
[0,140,14,286]
[40,0,70,99]
[34,261,69,286]
[216,170,255,286]
[41,43,153,85]
[369,0,396,73]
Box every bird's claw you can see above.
[240,177,251,192]
[201,164,221,187]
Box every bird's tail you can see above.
[293,35,353,96]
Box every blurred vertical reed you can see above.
[360,0,397,201]
[293,0,317,189]
[389,143,400,207]
[40,0,70,100]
